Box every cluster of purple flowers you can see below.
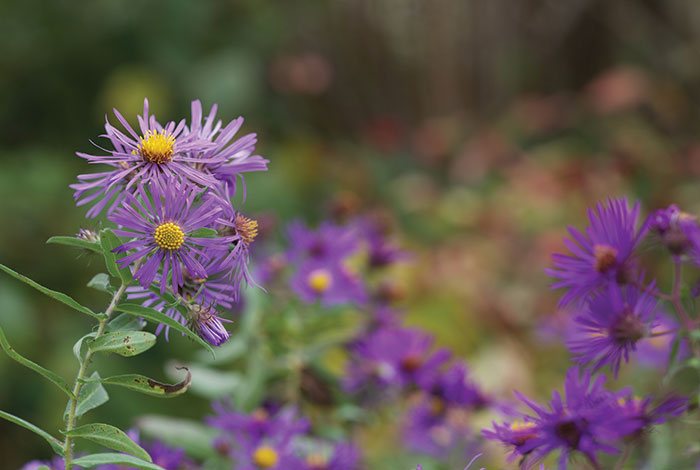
[207,402,360,470]
[72,99,268,346]
[484,197,695,468]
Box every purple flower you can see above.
[290,260,367,307]
[71,98,220,217]
[97,429,196,470]
[418,362,490,410]
[109,183,226,294]
[286,221,359,264]
[546,197,649,306]
[207,404,309,446]
[402,396,475,457]
[355,217,410,269]
[483,367,629,470]
[634,313,688,368]
[567,283,659,377]
[20,457,71,470]
[651,204,700,257]
[186,100,269,198]
[344,326,451,392]
[188,304,231,347]
[616,395,688,439]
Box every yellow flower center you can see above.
[154,222,185,250]
[253,445,279,468]
[510,421,536,431]
[138,130,175,164]
[430,397,446,415]
[308,269,332,293]
[305,453,328,469]
[236,216,259,245]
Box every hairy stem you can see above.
[614,444,631,470]
[62,280,128,469]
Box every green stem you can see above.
[62,280,128,469]
[670,260,696,331]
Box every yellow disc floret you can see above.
[154,222,185,250]
[253,445,279,468]
[308,268,332,293]
[138,130,175,164]
[236,215,259,245]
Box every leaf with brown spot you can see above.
[89,331,156,357]
[81,367,191,398]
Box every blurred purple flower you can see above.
[286,221,358,264]
[299,441,361,470]
[290,260,367,307]
[650,204,700,258]
[546,197,649,306]
[567,283,659,377]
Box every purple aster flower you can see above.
[418,362,490,410]
[634,313,689,369]
[125,287,188,341]
[290,259,367,307]
[108,183,227,294]
[353,217,410,269]
[484,367,629,470]
[650,204,700,258]
[207,403,309,445]
[616,395,688,439]
[286,221,359,264]
[97,430,196,470]
[186,100,269,198]
[344,326,451,392]
[402,396,475,457]
[566,283,659,377]
[71,98,221,217]
[546,197,649,306]
[187,304,231,347]
[20,457,72,470]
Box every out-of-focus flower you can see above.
[286,221,358,264]
[299,441,361,470]
[98,430,196,470]
[567,283,659,377]
[483,367,630,470]
[290,260,366,307]
[344,326,451,392]
[616,395,688,439]
[546,197,648,306]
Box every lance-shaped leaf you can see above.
[47,235,101,253]
[106,313,146,333]
[74,332,97,365]
[0,410,64,455]
[64,423,152,462]
[0,263,102,320]
[116,303,214,356]
[65,371,109,419]
[90,331,156,357]
[100,229,133,283]
[72,453,166,470]
[87,273,113,294]
[81,367,191,398]
[0,324,73,398]
[188,227,218,238]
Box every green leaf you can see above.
[64,423,152,462]
[47,235,101,253]
[0,263,101,320]
[106,313,146,333]
[116,303,214,357]
[35,466,51,470]
[72,453,166,470]
[66,371,109,419]
[87,273,113,294]
[100,229,133,283]
[0,409,64,455]
[74,332,97,365]
[0,324,74,398]
[90,331,156,357]
[138,415,219,459]
[188,227,218,238]
[82,367,191,398]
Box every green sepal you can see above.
[65,371,109,419]
[116,303,214,357]
[71,453,166,470]
[90,331,156,357]
[188,227,218,238]
[0,324,74,398]
[47,235,101,253]
[100,229,133,283]
[87,273,113,294]
[0,409,65,455]
[0,263,100,319]
[63,423,152,462]
[80,367,191,398]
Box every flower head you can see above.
[546,197,648,306]
[109,183,227,294]
[651,204,700,257]
[567,283,659,376]
[287,221,359,264]
[290,260,367,307]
